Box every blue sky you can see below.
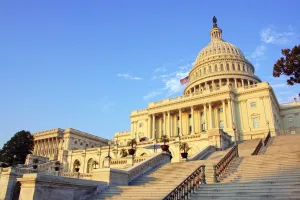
[1,1,299,147]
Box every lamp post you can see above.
[108,141,112,158]
[232,123,239,158]
[12,154,17,167]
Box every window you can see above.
[177,116,180,120]
[189,126,192,133]
[214,65,218,72]
[251,102,256,108]
[219,108,223,113]
[288,117,294,123]
[201,112,204,117]
[219,121,224,129]
[204,68,206,74]
[220,64,224,71]
[75,141,77,145]
[139,123,143,128]
[242,65,245,72]
[253,117,259,128]
[209,66,212,73]
[238,64,241,71]
[232,64,235,70]
[80,142,83,146]
[226,63,229,71]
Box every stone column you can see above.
[130,122,134,138]
[227,78,230,85]
[248,80,250,86]
[163,112,166,137]
[148,115,152,139]
[234,79,237,88]
[209,102,212,129]
[152,115,156,139]
[222,100,227,129]
[228,99,233,128]
[168,111,171,137]
[179,109,182,136]
[241,79,244,87]
[191,106,195,134]
[204,104,208,131]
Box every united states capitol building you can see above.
[1,18,300,200]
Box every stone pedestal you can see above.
[92,168,129,185]
[17,173,106,200]
[103,156,111,168]
[0,168,22,200]
[126,155,134,166]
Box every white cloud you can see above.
[246,45,267,70]
[143,91,163,100]
[154,67,167,73]
[249,45,267,60]
[260,26,297,45]
[117,73,142,80]
[144,62,193,100]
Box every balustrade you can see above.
[252,139,263,155]
[264,132,271,146]
[163,165,205,200]
[214,145,238,182]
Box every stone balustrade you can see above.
[127,152,171,183]
[60,172,93,180]
[188,145,215,161]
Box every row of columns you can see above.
[187,78,257,95]
[34,137,63,157]
[147,99,236,139]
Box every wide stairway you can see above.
[190,134,300,200]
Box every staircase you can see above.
[190,134,300,200]
[91,161,204,200]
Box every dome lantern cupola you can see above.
[210,16,223,41]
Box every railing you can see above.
[162,165,204,200]
[110,158,127,165]
[264,132,271,146]
[251,139,263,155]
[127,152,171,183]
[60,172,92,180]
[215,145,238,181]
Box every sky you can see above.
[0,0,300,147]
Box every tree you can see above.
[273,45,300,96]
[0,130,34,166]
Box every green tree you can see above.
[0,130,34,166]
[273,45,300,96]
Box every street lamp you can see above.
[107,141,112,158]
[232,123,239,158]
[12,154,17,167]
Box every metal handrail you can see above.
[162,165,204,200]
[215,145,238,181]
[264,132,271,146]
[252,139,263,155]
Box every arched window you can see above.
[242,65,245,72]
[232,64,235,70]
[238,64,241,71]
[226,63,229,71]
[219,121,224,129]
[209,66,212,73]
[214,64,218,72]
[220,64,224,71]
[204,67,206,74]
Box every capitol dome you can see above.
[184,17,261,96]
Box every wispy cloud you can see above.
[154,67,167,73]
[144,62,193,100]
[260,26,297,45]
[246,45,267,70]
[143,91,163,100]
[117,73,142,80]
[101,102,116,112]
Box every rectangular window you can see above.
[251,102,256,108]
[189,114,192,118]
[219,108,223,113]
[202,123,206,131]
[201,112,204,117]
[288,117,294,123]
[253,117,259,128]
[177,116,180,120]
[189,126,192,133]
